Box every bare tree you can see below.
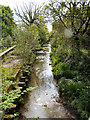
[15,2,41,26]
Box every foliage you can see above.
[0,5,16,49]
[50,32,90,120]
[48,0,90,119]
[53,62,75,79]
[0,2,49,120]
[0,54,39,119]
[45,0,90,51]
[15,17,49,63]
[0,86,38,111]
[1,5,15,38]
[58,77,90,119]
[36,19,49,44]
[15,2,49,46]
[1,64,21,82]
[45,0,90,35]
[0,88,21,111]
[1,35,13,48]
[21,86,38,95]
[15,24,40,64]
[1,63,38,119]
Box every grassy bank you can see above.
[50,32,90,120]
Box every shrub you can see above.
[58,77,90,119]
[53,62,74,79]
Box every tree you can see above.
[36,16,49,44]
[1,5,15,38]
[45,0,90,36]
[45,0,90,51]
[15,2,41,26]
[15,24,40,64]
[15,2,49,45]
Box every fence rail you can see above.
[0,45,16,59]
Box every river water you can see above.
[19,43,76,119]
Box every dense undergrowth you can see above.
[0,41,41,119]
[50,31,90,119]
[0,62,38,119]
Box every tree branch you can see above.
[15,2,41,25]
[82,17,90,34]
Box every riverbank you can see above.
[50,38,90,120]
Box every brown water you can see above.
[19,43,76,119]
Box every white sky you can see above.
[0,0,52,32]
[0,0,49,10]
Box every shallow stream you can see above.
[19,43,76,119]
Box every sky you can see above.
[0,0,52,32]
[0,0,49,10]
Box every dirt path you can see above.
[2,57,20,68]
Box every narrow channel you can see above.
[19,43,75,119]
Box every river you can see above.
[19,43,76,119]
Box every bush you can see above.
[58,77,90,119]
[53,62,74,79]
[51,54,61,66]
[2,35,13,48]
[15,24,40,64]
[7,77,16,81]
